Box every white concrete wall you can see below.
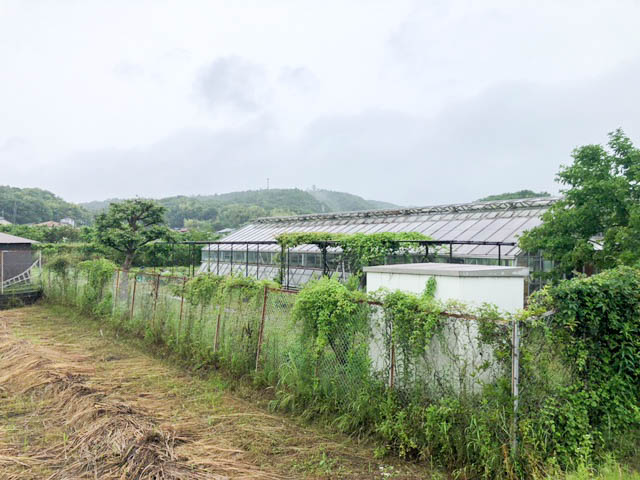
[366,266,524,393]
[366,271,524,313]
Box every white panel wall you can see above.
[366,272,524,313]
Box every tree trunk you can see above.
[123,253,135,271]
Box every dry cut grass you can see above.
[0,319,283,480]
[0,306,433,479]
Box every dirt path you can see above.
[0,306,432,479]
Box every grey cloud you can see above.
[196,56,269,112]
[37,58,640,205]
[279,66,319,92]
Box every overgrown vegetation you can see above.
[516,267,640,471]
[41,257,640,479]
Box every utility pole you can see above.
[266,178,269,190]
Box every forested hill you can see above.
[0,186,91,225]
[476,190,551,202]
[308,189,397,212]
[81,188,400,229]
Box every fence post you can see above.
[112,269,120,315]
[389,340,396,389]
[178,277,186,344]
[214,305,222,352]
[38,250,42,289]
[152,274,160,330]
[255,286,269,371]
[511,316,521,456]
[130,274,137,320]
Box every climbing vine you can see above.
[183,273,277,306]
[276,231,435,283]
[291,277,366,361]
[381,278,443,367]
[45,254,75,278]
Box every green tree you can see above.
[94,199,171,270]
[520,129,640,275]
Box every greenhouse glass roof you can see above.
[206,197,557,260]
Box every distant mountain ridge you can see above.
[80,188,400,229]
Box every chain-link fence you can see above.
[41,267,551,476]
[42,268,515,411]
[39,261,640,476]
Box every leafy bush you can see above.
[520,266,640,467]
[77,259,117,315]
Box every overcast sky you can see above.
[1,0,639,205]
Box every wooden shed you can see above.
[0,232,38,285]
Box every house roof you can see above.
[35,221,64,227]
[209,197,557,260]
[0,232,38,245]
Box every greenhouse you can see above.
[199,197,556,293]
